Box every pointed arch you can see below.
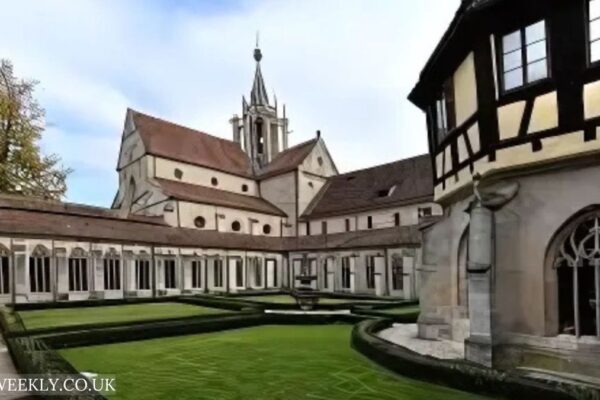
[31,244,50,258]
[544,205,600,338]
[0,244,10,257]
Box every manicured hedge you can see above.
[40,312,371,350]
[6,335,106,399]
[351,319,584,400]
[177,295,264,311]
[13,296,175,311]
[9,310,248,338]
[0,307,25,336]
[352,309,419,323]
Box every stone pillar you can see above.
[465,204,494,368]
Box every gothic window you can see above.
[103,257,121,291]
[500,20,548,91]
[135,259,151,290]
[392,254,404,291]
[341,257,352,289]
[164,259,176,289]
[553,214,600,337]
[255,117,264,155]
[68,250,88,292]
[29,245,50,293]
[366,256,375,289]
[589,0,600,63]
[191,260,202,288]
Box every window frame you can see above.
[163,259,177,289]
[588,0,600,65]
[103,257,121,291]
[496,19,551,94]
[366,256,375,290]
[191,260,202,289]
[68,257,89,292]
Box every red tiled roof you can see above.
[256,138,318,179]
[302,154,434,219]
[155,178,286,217]
[0,198,420,251]
[131,110,253,177]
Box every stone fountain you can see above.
[291,274,320,310]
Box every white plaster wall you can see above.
[259,172,296,236]
[177,201,282,236]
[154,157,258,196]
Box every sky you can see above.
[0,0,459,207]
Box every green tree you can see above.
[0,59,71,200]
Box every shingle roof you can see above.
[155,178,286,217]
[131,110,253,177]
[256,138,319,179]
[302,154,434,219]
[0,197,420,251]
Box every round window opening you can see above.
[194,216,206,228]
[263,224,272,234]
[211,177,218,186]
[231,221,241,232]
[242,184,248,192]
[174,168,183,180]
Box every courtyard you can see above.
[60,325,491,400]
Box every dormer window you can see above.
[589,0,600,63]
[500,20,548,92]
[434,79,455,144]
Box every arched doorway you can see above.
[547,209,600,338]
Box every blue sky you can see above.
[0,0,459,207]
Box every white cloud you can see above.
[0,0,459,205]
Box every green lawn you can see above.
[61,325,493,400]
[19,302,229,330]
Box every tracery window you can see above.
[554,215,600,338]
[29,245,50,293]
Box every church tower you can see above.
[230,43,289,170]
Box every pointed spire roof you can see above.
[250,46,270,106]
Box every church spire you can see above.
[250,38,270,106]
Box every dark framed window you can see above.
[29,256,50,293]
[306,222,311,236]
[241,184,248,192]
[366,256,375,289]
[164,259,176,289]
[213,259,223,287]
[392,256,404,291]
[499,20,548,92]
[103,258,121,290]
[263,224,271,235]
[341,257,352,289]
[174,168,183,180]
[68,257,88,292]
[322,260,329,289]
[235,259,244,287]
[231,221,241,232]
[419,207,433,218]
[191,260,202,288]
[367,216,373,230]
[394,213,400,227]
[211,177,218,186]
[0,257,8,294]
[589,0,600,63]
[345,218,351,232]
[321,221,328,235]
[434,79,456,144]
[135,259,151,290]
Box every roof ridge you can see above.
[336,153,430,177]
